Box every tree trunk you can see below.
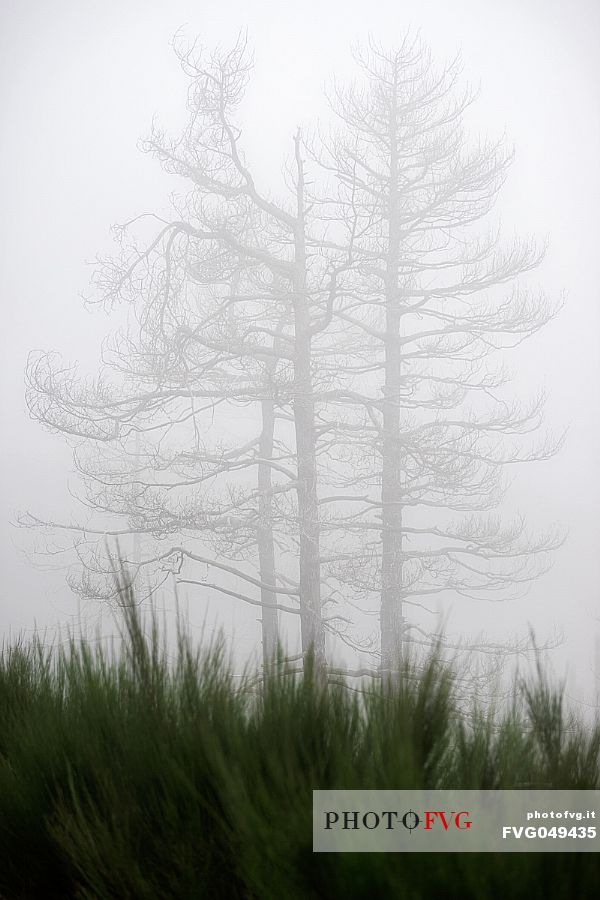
[292,132,325,665]
[258,392,278,667]
[380,71,404,675]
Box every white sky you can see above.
[1,0,599,697]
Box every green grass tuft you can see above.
[0,584,598,899]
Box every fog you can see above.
[1,0,599,701]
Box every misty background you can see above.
[1,0,599,701]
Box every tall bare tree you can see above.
[23,34,561,680]
[309,35,562,673]
[24,38,350,666]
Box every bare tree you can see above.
[308,35,562,674]
[23,34,562,681]
[24,37,346,666]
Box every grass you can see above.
[0,581,598,899]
